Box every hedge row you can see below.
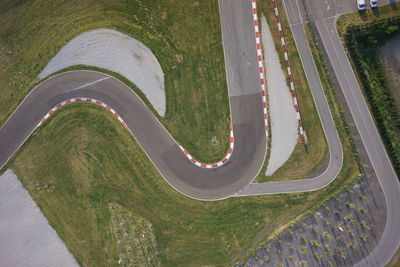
[345,17,400,177]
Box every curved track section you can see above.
[0,0,344,200]
[39,96,237,169]
[0,70,266,200]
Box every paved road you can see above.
[1,0,398,263]
[0,69,266,200]
[283,0,400,265]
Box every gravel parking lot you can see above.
[0,169,78,267]
[39,28,166,116]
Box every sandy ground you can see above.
[0,169,78,267]
[39,28,166,116]
[261,17,298,176]
[378,32,400,109]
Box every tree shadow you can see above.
[358,10,369,21]
[371,7,380,17]
[390,0,398,10]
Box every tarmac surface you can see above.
[39,28,166,116]
[0,0,344,200]
[0,0,267,201]
[0,0,344,198]
[282,0,400,265]
[0,0,399,264]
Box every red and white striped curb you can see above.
[177,0,268,168]
[178,125,234,168]
[36,97,235,169]
[36,97,128,129]
[252,0,270,137]
[272,0,306,144]
[36,1,269,169]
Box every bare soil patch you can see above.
[108,203,161,266]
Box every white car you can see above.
[371,0,378,8]
[357,0,366,10]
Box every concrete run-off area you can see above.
[0,169,78,266]
[39,28,166,116]
[261,16,298,176]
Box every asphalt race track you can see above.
[1,0,399,264]
[0,0,269,201]
[0,0,344,200]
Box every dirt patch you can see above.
[108,203,161,266]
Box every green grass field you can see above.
[0,0,230,163]
[10,102,359,266]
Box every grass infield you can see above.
[10,103,359,266]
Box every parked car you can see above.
[370,0,378,8]
[357,0,366,10]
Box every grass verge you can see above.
[388,246,400,267]
[9,100,359,266]
[0,0,229,163]
[336,4,400,36]
[256,0,328,182]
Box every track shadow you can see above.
[358,10,369,21]
[0,0,28,16]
